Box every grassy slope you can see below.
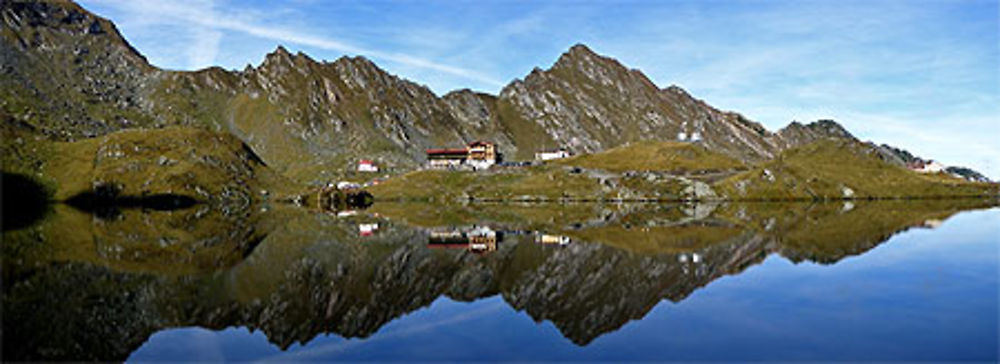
[2,126,303,276]
[554,140,746,173]
[367,141,743,202]
[8,126,298,201]
[716,139,998,200]
[368,139,999,202]
[367,166,606,201]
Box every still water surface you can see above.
[3,200,998,361]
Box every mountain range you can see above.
[3,0,987,185]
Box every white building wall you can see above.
[536,150,570,161]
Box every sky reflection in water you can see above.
[125,205,998,361]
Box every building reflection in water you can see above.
[677,252,708,276]
[359,223,379,236]
[427,226,575,254]
[336,210,358,217]
[428,226,501,254]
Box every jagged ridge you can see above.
[1,0,988,184]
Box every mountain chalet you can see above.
[426,141,497,170]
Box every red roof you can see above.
[359,159,374,164]
[426,148,468,155]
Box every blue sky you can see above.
[79,0,999,178]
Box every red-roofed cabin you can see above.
[357,159,378,172]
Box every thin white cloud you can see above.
[188,28,221,69]
[86,0,503,87]
[185,0,221,69]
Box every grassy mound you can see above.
[367,166,606,201]
[1,127,300,274]
[34,127,295,202]
[368,141,747,202]
[716,139,998,200]
[368,164,705,201]
[553,140,746,173]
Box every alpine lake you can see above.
[2,198,998,361]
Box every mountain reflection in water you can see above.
[2,199,997,361]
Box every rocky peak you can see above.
[327,55,396,90]
[273,45,291,56]
[334,55,379,71]
[557,43,599,62]
[261,45,293,66]
[776,119,856,149]
[874,143,991,182]
[254,46,326,81]
[551,43,627,79]
[807,119,854,139]
[2,0,160,140]
[2,0,147,63]
[3,1,97,37]
[878,143,919,164]
[663,85,689,95]
[442,89,497,129]
[293,50,317,66]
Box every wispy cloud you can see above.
[594,1,999,178]
[188,28,221,69]
[184,0,221,69]
[83,0,503,87]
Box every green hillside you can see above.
[2,126,297,206]
[367,143,739,202]
[716,139,998,200]
[554,140,746,173]
[367,166,609,201]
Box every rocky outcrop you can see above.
[776,119,856,149]
[944,166,990,183]
[1,1,160,139]
[873,143,991,182]
[492,44,788,161]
